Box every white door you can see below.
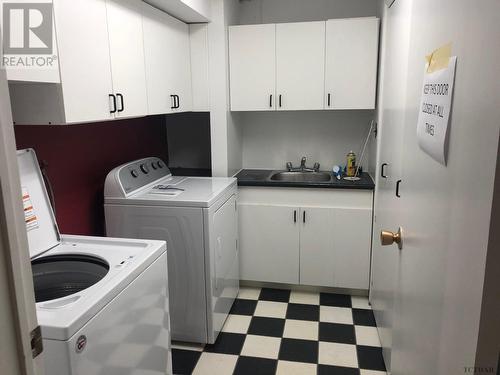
[370,0,412,370]
[229,24,276,111]
[276,21,325,111]
[0,52,43,375]
[142,3,192,114]
[391,0,499,373]
[106,0,148,118]
[372,0,500,374]
[325,18,379,110]
[238,204,300,284]
[54,0,114,123]
[299,207,334,287]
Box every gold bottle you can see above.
[346,151,356,177]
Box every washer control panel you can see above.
[118,157,171,194]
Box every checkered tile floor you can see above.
[172,287,386,375]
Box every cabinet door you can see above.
[53,0,114,123]
[332,208,372,289]
[300,206,372,289]
[238,204,299,284]
[168,18,193,113]
[299,207,335,287]
[106,0,148,118]
[143,3,192,114]
[142,2,171,115]
[229,24,276,111]
[276,21,325,111]
[211,195,239,339]
[325,18,379,110]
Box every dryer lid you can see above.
[17,149,61,259]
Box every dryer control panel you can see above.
[116,157,171,195]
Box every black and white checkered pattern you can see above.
[172,287,386,375]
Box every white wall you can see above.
[233,0,382,174]
[236,0,381,24]
[224,0,244,176]
[166,113,211,169]
[208,0,243,176]
[241,110,374,170]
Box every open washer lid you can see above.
[17,149,61,259]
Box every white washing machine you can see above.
[104,157,239,344]
[18,149,172,375]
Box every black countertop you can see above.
[235,169,375,190]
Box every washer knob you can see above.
[140,163,149,174]
[130,169,139,178]
[157,161,164,168]
[151,162,158,170]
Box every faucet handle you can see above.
[286,162,293,171]
[313,162,320,172]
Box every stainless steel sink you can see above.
[269,171,332,183]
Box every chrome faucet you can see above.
[286,157,320,172]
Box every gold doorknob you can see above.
[380,227,403,250]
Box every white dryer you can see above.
[104,157,239,344]
[18,149,172,375]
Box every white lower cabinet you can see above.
[299,207,334,287]
[239,204,300,284]
[238,188,373,290]
[300,207,372,289]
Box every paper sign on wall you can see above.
[417,44,457,165]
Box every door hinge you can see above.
[31,326,43,359]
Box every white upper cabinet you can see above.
[325,17,380,110]
[8,0,197,124]
[228,18,380,112]
[105,0,148,118]
[276,21,326,111]
[229,24,276,111]
[142,2,192,115]
[53,0,115,123]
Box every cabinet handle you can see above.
[117,93,124,112]
[294,210,297,223]
[109,94,117,114]
[170,95,176,109]
[269,94,273,108]
[381,163,388,178]
[175,95,180,109]
[396,179,402,198]
[303,211,306,223]
[327,93,331,107]
[279,94,282,108]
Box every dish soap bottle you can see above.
[346,151,356,177]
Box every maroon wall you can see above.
[15,116,168,236]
